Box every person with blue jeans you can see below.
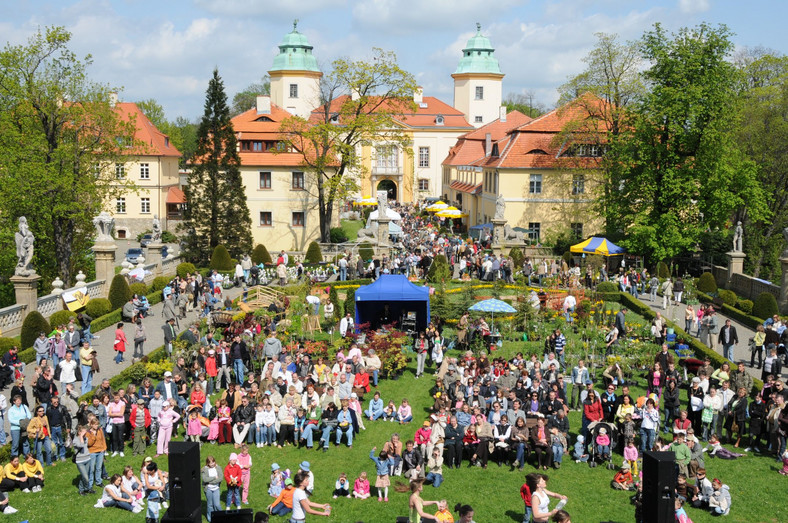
[27,405,53,466]
[336,403,354,447]
[201,457,222,522]
[86,419,107,488]
[7,396,30,458]
[425,448,443,487]
[46,396,71,461]
[640,399,660,453]
[72,426,93,494]
[550,427,565,466]
[318,404,338,450]
[79,342,95,395]
[718,319,738,363]
[364,392,384,420]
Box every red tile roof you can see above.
[449,180,482,195]
[230,103,307,168]
[442,110,530,167]
[116,102,181,157]
[311,95,473,129]
[166,186,186,204]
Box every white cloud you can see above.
[678,0,711,15]
[192,0,347,19]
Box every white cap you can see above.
[164,371,173,377]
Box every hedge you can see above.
[696,290,764,331]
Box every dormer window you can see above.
[435,115,444,126]
[330,113,339,124]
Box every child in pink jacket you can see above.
[353,471,370,499]
[156,401,181,456]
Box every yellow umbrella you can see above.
[354,197,378,206]
[437,209,468,218]
[426,203,449,212]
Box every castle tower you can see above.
[269,20,323,118]
[452,23,504,128]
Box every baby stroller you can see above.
[588,421,618,470]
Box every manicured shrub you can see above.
[737,299,754,315]
[718,289,737,307]
[21,311,51,350]
[344,288,356,317]
[305,241,323,263]
[251,244,272,265]
[696,272,718,294]
[427,254,451,283]
[329,227,348,244]
[129,282,148,297]
[359,242,374,262]
[176,262,197,279]
[151,277,169,293]
[0,337,18,358]
[209,245,233,271]
[656,261,670,279]
[596,282,619,293]
[85,298,112,319]
[108,274,132,310]
[48,310,76,329]
[562,251,573,265]
[752,292,779,320]
[329,286,341,316]
[509,247,524,269]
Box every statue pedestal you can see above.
[10,273,41,321]
[92,242,117,296]
[491,219,507,249]
[780,256,788,314]
[376,218,391,248]
[726,251,745,283]
[147,243,164,276]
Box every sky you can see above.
[1,0,786,121]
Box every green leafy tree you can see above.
[0,27,136,290]
[605,23,766,262]
[502,92,546,118]
[304,241,323,263]
[279,48,418,242]
[182,69,253,264]
[251,244,272,265]
[231,76,270,116]
[430,283,452,321]
[108,274,132,310]
[426,254,450,283]
[344,288,356,317]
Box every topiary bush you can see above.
[718,289,738,307]
[151,277,169,293]
[344,288,356,318]
[359,242,374,262]
[596,282,619,293]
[509,247,524,269]
[251,244,272,265]
[737,299,754,315]
[752,292,779,320]
[108,274,132,310]
[427,254,451,283]
[129,282,148,297]
[21,311,51,350]
[562,251,573,266]
[696,272,718,294]
[329,227,349,244]
[329,285,342,316]
[86,298,112,319]
[0,337,18,358]
[304,241,323,263]
[176,262,197,279]
[209,245,233,271]
[656,261,670,279]
[48,310,76,329]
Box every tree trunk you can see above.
[53,217,74,286]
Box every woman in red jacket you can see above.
[582,385,604,440]
[354,367,370,395]
[205,350,218,395]
[114,322,127,364]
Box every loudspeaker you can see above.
[642,451,675,523]
[211,509,254,523]
[162,441,201,523]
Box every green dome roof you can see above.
[454,23,502,75]
[271,20,320,73]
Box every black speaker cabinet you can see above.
[642,451,675,523]
[162,441,201,522]
[211,508,254,523]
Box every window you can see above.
[418,179,429,191]
[116,198,126,214]
[572,174,585,195]
[139,163,150,180]
[291,171,304,190]
[529,174,542,194]
[576,144,605,157]
[475,86,484,100]
[474,116,483,123]
[115,163,125,179]
[259,171,272,189]
[259,211,272,226]
[252,141,263,152]
[418,147,430,168]
[140,197,150,214]
[289,84,298,98]
[292,211,305,227]
[571,222,583,239]
[375,146,398,172]
[528,222,541,242]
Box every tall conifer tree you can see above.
[182,69,252,264]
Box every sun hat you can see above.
[144,456,153,463]
[299,461,310,471]
[271,463,280,471]
[284,478,294,486]
[599,427,607,434]
[621,462,630,470]
[229,453,238,461]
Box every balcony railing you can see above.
[372,165,402,175]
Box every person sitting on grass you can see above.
[365,392,385,421]
[706,434,745,460]
[353,471,370,499]
[268,477,295,516]
[20,453,44,492]
[573,435,589,463]
[611,462,635,491]
[97,474,142,513]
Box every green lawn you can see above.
[340,219,364,241]
[11,330,786,521]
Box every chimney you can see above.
[109,92,118,108]
[256,95,271,114]
[499,105,507,122]
[351,88,360,101]
[485,133,492,156]
[414,87,423,104]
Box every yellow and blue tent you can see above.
[570,237,625,256]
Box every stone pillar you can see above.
[780,256,788,314]
[10,274,41,321]
[147,243,164,276]
[726,251,745,286]
[92,241,117,297]
[376,218,391,248]
[491,218,507,253]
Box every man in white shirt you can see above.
[563,294,577,323]
[339,313,353,337]
[57,351,78,386]
[306,295,320,316]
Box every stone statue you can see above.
[504,224,525,243]
[357,225,377,240]
[152,214,162,243]
[782,227,788,258]
[494,194,506,220]
[493,226,502,245]
[93,211,115,242]
[732,221,743,252]
[376,191,388,214]
[14,216,35,276]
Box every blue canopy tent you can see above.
[355,274,430,331]
[469,223,492,240]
